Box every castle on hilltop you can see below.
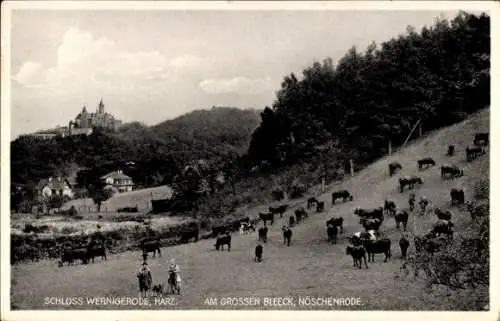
[21,99,123,141]
[70,99,122,133]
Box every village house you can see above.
[37,177,74,199]
[100,170,134,193]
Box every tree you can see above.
[88,182,114,212]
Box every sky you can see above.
[8,7,477,139]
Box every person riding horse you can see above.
[168,258,181,294]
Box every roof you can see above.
[100,171,132,180]
[37,177,72,191]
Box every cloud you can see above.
[170,55,205,69]
[199,76,274,95]
[13,27,168,91]
[14,61,44,87]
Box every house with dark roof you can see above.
[100,170,134,193]
[37,177,74,199]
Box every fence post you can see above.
[349,159,354,177]
[388,138,392,155]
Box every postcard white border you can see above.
[1,1,499,321]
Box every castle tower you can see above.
[98,99,104,114]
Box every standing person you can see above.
[168,258,182,294]
[137,261,152,298]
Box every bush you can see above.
[288,180,306,199]
[271,186,285,201]
[474,179,489,200]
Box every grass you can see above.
[11,108,490,310]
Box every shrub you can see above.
[288,180,306,199]
[271,186,285,201]
[474,179,489,200]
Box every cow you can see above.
[355,207,384,221]
[399,176,424,193]
[316,201,325,213]
[362,238,392,263]
[289,216,295,227]
[294,207,307,224]
[450,188,465,206]
[140,240,162,258]
[326,217,344,233]
[254,244,263,262]
[384,200,397,216]
[399,236,410,259]
[430,220,454,239]
[417,157,436,170]
[332,190,354,204]
[327,225,338,244]
[434,208,452,221]
[408,193,416,211]
[269,204,288,218]
[58,247,88,267]
[441,165,464,179]
[282,226,292,246]
[395,210,409,231]
[215,234,231,251]
[259,212,275,226]
[447,145,455,156]
[258,227,268,243]
[86,242,107,263]
[388,161,402,176]
[350,230,378,245]
[346,245,368,269]
[307,197,319,209]
[361,218,382,231]
[179,229,199,243]
[414,234,447,255]
[418,196,429,214]
[474,132,489,146]
[466,146,485,161]
[239,222,255,235]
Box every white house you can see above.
[37,177,74,199]
[100,170,134,193]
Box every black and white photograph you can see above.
[1,1,497,319]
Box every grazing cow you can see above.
[363,238,392,263]
[294,207,307,223]
[350,230,378,246]
[408,193,416,211]
[355,207,384,221]
[254,244,263,262]
[388,161,402,176]
[179,229,199,243]
[447,145,455,156]
[346,245,368,269]
[399,236,410,259]
[474,132,489,146]
[465,201,488,224]
[282,226,292,246]
[269,204,288,218]
[140,240,161,258]
[384,200,397,216]
[361,218,382,231]
[215,234,231,251]
[332,190,354,204]
[258,227,268,243]
[450,188,465,206]
[86,242,107,263]
[58,248,88,267]
[417,157,436,170]
[418,196,429,214]
[395,210,409,231]
[307,197,319,209]
[399,176,424,193]
[466,146,485,161]
[289,216,295,227]
[326,225,338,244]
[441,165,464,179]
[259,212,275,226]
[326,217,344,233]
[137,264,153,298]
[434,208,452,221]
[316,201,325,213]
[430,221,454,239]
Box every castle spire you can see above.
[98,98,104,114]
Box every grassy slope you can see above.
[11,109,489,310]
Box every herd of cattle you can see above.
[14,132,489,288]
